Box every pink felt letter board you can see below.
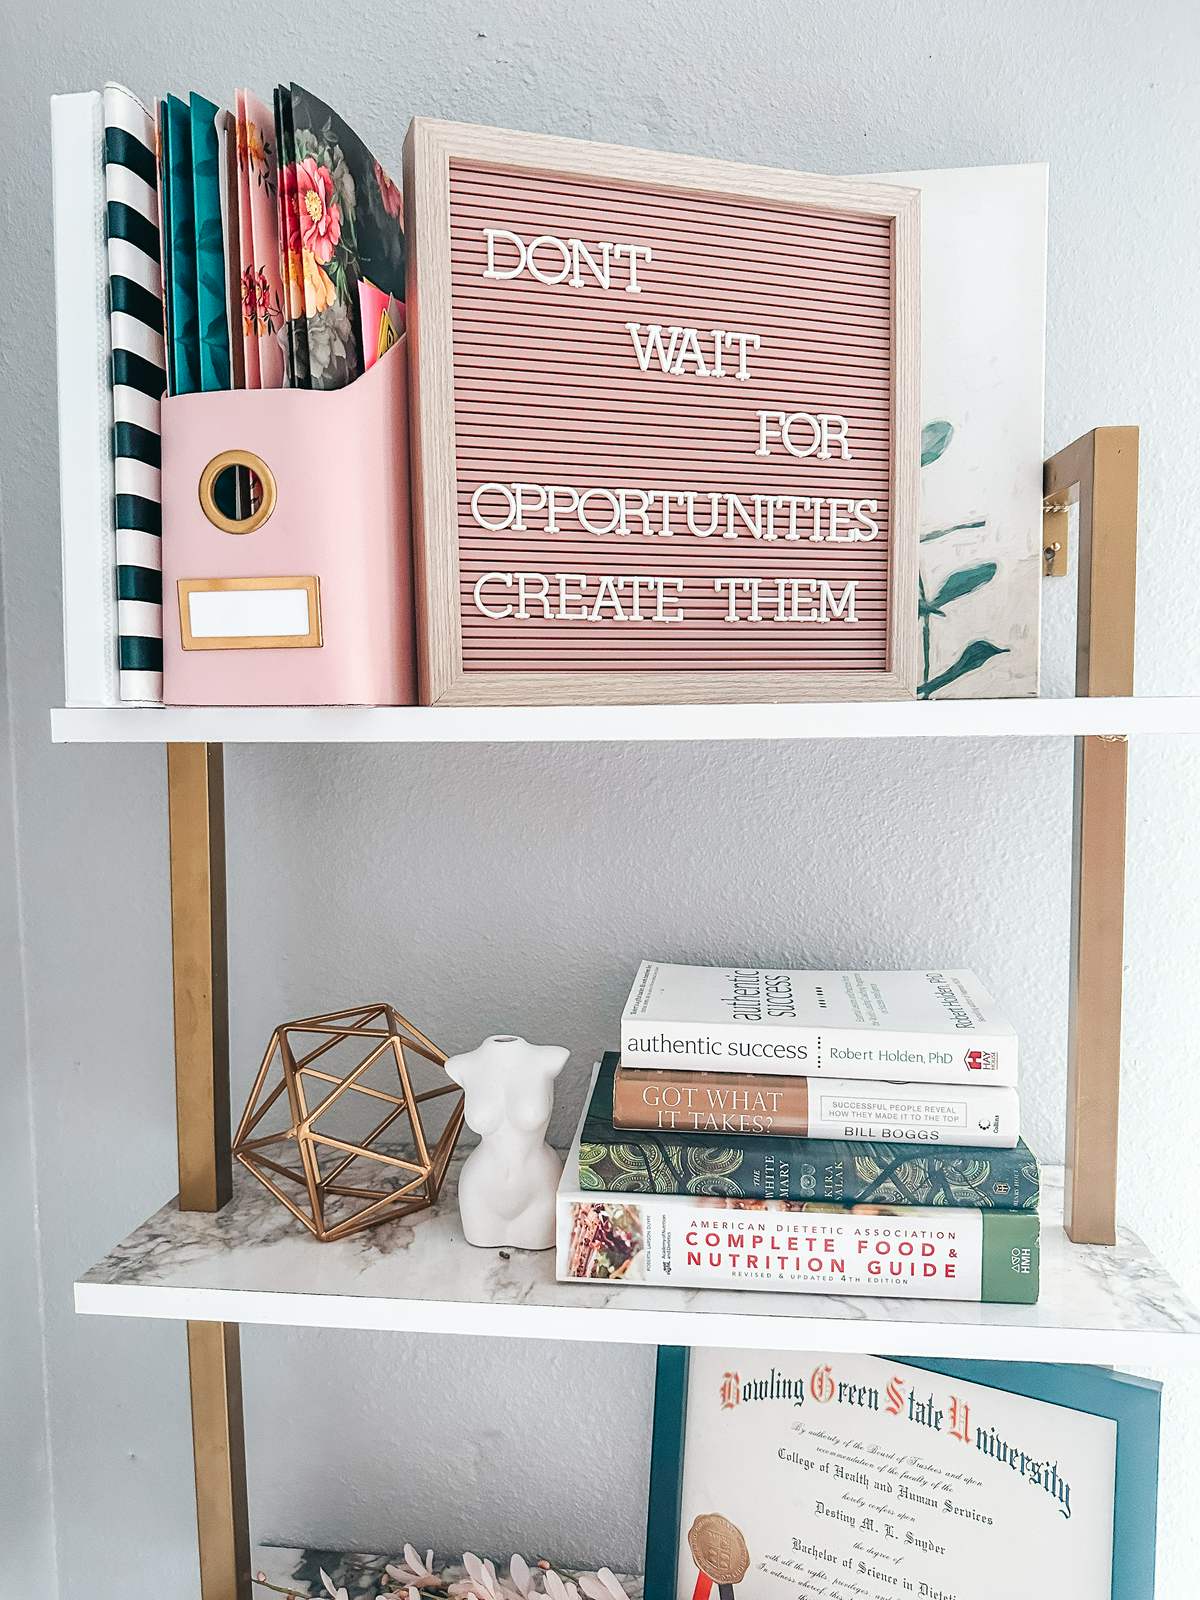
[405,119,920,705]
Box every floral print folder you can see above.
[273,84,306,386]
[275,83,406,390]
[235,89,286,388]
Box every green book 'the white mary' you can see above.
[621,963,1017,1087]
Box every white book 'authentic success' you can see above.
[621,963,1017,1087]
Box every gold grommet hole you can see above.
[198,450,278,534]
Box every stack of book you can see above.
[555,962,1040,1304]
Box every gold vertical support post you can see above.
[167,744,251,1599]
[168,742,231,1210]
[1044,428,1139,1246]
[187,1321,252,1600]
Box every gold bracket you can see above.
[1042,502,1069,576]
[1043,426,1138,1248]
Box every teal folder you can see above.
[157,100,175,395]
[164,95,200,395]
[189,92,230,393]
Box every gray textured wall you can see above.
[3,1,1200,1594]
[0,560,57,1590]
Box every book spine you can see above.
[612,1067,1020,1147]
[52,92,120,707]
[556,1191,1039,1304]
[579,1130,1037,1209]
[620,1018,1016,1086]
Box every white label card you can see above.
[187,587,312,639]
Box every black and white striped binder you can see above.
[103,82,166,703]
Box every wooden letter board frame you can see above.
[404,118,920,706]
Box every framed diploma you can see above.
[645,1347,1160,1600]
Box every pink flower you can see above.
[240,266,258,335]
[295,158,342,264]
[375,158,402,218]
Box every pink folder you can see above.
[161,340,415,705]
[235,90,286,389]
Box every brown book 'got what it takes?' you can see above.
[612,1064,1020,1147]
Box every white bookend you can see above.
[622,962,1018,1087]
[52,91,119,707]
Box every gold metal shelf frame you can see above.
[161,428,1137,1599]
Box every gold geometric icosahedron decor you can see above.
[232,1003,464,1243]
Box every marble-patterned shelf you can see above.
[76,1158,1200,1363]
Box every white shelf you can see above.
[49,696,1200,745]
[75,1158,1200,1364]
[47,697,1200,745]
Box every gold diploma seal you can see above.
[688,1513,750,1585]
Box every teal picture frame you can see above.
[644,1348,1160,1600]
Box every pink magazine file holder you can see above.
[161,340,415,706]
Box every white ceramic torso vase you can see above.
[443,1035,569,1250]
